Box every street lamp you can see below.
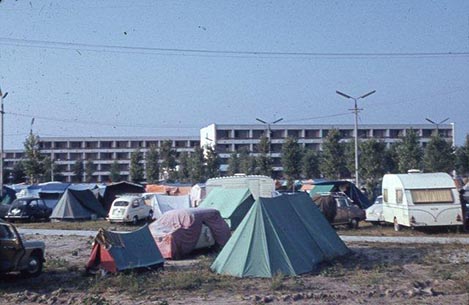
[425,117,449,136]
[255,117,283,156]
[0,86,8,193]
[336,90,376,186]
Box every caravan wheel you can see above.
[393,218,400,232]
[132,216,138,225]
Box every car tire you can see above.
[132,216,138,225]
[29,215,36,222]
[21,254,43,277]
[349,218,359,229]
[148,210,154,221]
[393,218,400,232]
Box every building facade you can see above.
[200,123,454,176]
[4,123,454,182]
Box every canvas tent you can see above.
[151,194,191,219]
[198,188,255,230]
[100,182,145,211]
[149,208,231,259]
[211,192,350,278]
[50,189,107,220]
[308,180,371,209]
[86,225,164,273]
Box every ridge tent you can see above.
[50,189,107,220]
[100,182,145,211]
[211,192,350,278]
[151,194,191,219]
[149,208,231,259]
[198,188,255,230]
[86,225,164,273]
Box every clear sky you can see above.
[1,0,468,149]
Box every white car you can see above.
[108,195,153,224]
[365,195,384,224]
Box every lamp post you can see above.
[255,117,283,157]
[425,117,449,136]
[336,90,376,186]
[0,86,8,194]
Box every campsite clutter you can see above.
[2,173,467,280]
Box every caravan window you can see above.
[410,189,454,204]
[396,189,403,204]
[383,189,388,203]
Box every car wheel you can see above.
[29,215,36,222]
[393,218,400,232]
[349,218,359,229]
[148,210,154,221]
[132,216,138,225]
[21,254,43,277]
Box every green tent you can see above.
[198,188,255,230]
[211,192,349,278]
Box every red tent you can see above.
[86,225,164,273]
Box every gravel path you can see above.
[18,228,469,244]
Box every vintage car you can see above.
[313,192,366,229]
[0,220,46,277]
[5,197,52,222]
[108,195,153,224]
[365,195,384,225]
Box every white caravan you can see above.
[382,171,463,231]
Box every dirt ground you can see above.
[0,230,468,305]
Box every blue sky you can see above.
[1,0,468,148]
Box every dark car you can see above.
[0,220,45,276]
[313,192,366,229]
[4,198,52,222]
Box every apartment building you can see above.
[4,123,453,182]
[200,123,454,176]
[7,136,200,183]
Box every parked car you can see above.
[5,197,52,222]
[0,220,46,277]
[313,192,366,229]
[108,195,153,224]
[365,195,384,225]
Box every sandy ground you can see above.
[0,232,468,305]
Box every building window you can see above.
[234,130,249,139]
[100,141,113,149]
[305,129,320,138]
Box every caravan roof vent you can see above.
[407,169,421,174]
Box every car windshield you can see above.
[113,201,129,207]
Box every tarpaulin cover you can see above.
[211,192,350,278]
[198,188,255,230]
[149,208,231,259]
[151,194,191,219]
[86,225,164,273]
[100,182,145,211]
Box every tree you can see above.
[423,134,455,173]
[205,145,220,179]
[395,129,423,173]
[73,159,84,183]
[359,139,387,197]
[10,162,26,183]
[455,135,469,177]
[189,146,205,183]
[238,148,255,175]
[145,145,160,184]
[85,159,95,183]
[256,135,272,177]
[160,140,177,180]
[227,152,240,175]
[301,149,320,179]
[383,143,399,174]
[22,133,45,184]
[129,148,144,183]
[281,137,302,187]
[320,129,347,179]
[176,152,190,182]
[109,160,121,182]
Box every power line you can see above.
[1,37,469,59]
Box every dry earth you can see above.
[0,229,468,305]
